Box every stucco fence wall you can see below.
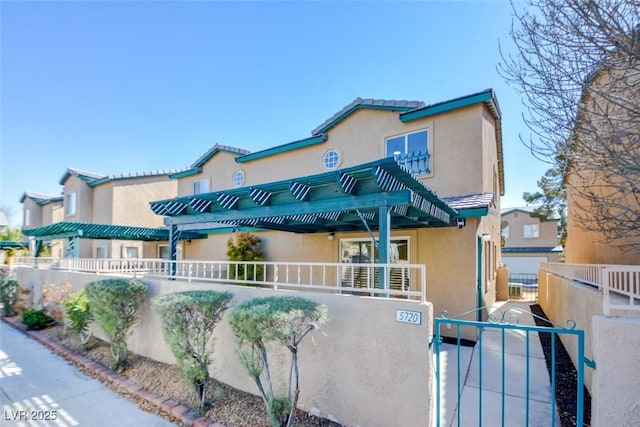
[538,270,640,427]
[15,267,434,427]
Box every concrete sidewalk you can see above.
[436,301,561,427]
[0,321,176,427]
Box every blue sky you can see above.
[0,0,547,227]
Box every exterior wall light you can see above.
[328,232,335,241]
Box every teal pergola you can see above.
[150,158,463,280]
[22,221,204,258]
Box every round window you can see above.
[322,149,341,170]
[232,170,245,187]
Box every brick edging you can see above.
[1,316,224,427]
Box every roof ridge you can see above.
[311,97,426,135]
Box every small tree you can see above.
[63,289,93,348]
[0,279,18,316]
[226,232,264,282]
[153,290,233,410]
[85,279,147,370]
[229,296,328,427]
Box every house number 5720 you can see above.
[396,309,421,325]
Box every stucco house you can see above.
[562,52,640,265]
[20,192,64,256]
[21,168,182,259]
[501,206,562,277]
[150,89,505,320]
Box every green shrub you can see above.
[226,232,264,282]
[85,279,147,370]
[22,308,53,330]
[229,296,328,427]
[0,279,18,316]
[63,289,93,347]
[153,290,233,410]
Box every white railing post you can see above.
[602,267,610,317]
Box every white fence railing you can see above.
[11,257,427,302]
[540,262,640,316]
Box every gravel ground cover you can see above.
[33,322,342,427]
[529,304,592,427]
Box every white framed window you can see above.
[24,209,31,227]
[124,246,139,259]
[322,149,341,170]
[65,192,77,216]
[340,237,410,264]
[385,129,430,174]
[501,224,510,239]
[192,179,210,195]
[232,170,245,187]
[158,244,183,260]
[523,224,540,239]
[96,246,108,258]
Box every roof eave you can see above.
[235,134,328,164]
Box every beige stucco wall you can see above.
[591,316,640,427]
[22,199,43,229]
[538,271,599,392]
[539,269,640,427]
[16,267,434,427]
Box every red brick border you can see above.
[1,316,224,427]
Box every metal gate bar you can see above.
[434,306,585,427]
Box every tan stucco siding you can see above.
[63,175,93,222]
[111,176,176,226]
[92,184,114,224]
[22,199,42,228]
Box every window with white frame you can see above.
[124,246,139,259]
[232,170,245,187]
[65,192,77,216]
[24,209,31,227]
[385,129,430,174]
[340,238,409,264]
[96,246,108,258]
[192,179,210,195]
[523,224,540,239]
[322,149,341,170]
[158,244,183,260]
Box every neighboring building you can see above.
[563,53,640,265]
[500,207,562,277]
[19,192,64,257]
[151,89,505,320]
[21,168,182,259]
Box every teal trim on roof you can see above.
[22,221,205,241]
[456,207,489,218]
[20,192,63,206]
[235,134,328,164]
[191,144,251,168]
[400,89,501,122]
[314,104,421,135]
[59,168,103,185]
[0,241,28,250]
[169,168,202,179]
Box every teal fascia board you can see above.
[315,105,416,134]
[235,134,328,164]
[456,207,489,218]
[169,168,201,179]
[400,90,498,123]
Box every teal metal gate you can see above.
[433,306,588,427]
